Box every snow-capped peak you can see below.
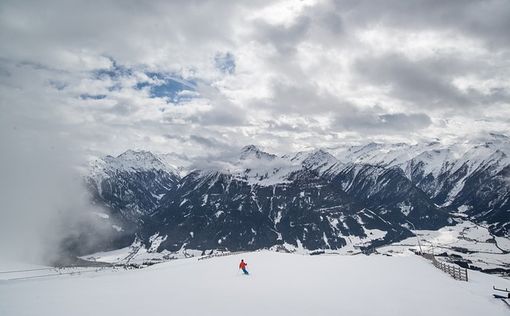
[109,150,172,172]
[117,149,160,163]
[239,145,277,161]
[302,149,337,166]
[90,150,179,180]
[298,149,343,176]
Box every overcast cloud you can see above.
[1,0,510,158]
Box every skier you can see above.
[239,259,249,275]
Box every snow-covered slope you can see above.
[1,251,509,316]
[331,134,510,180]
[232,145,301,186]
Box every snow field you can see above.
[1,251,509,316]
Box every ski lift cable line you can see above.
[4,269,100,281]
[0,267,58,274]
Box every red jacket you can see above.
[239,261,247,269]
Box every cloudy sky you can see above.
[1,0,510,159]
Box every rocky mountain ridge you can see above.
[83,134,510,255]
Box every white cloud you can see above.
[0,0,509,160]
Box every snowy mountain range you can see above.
[83,134,510,256]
